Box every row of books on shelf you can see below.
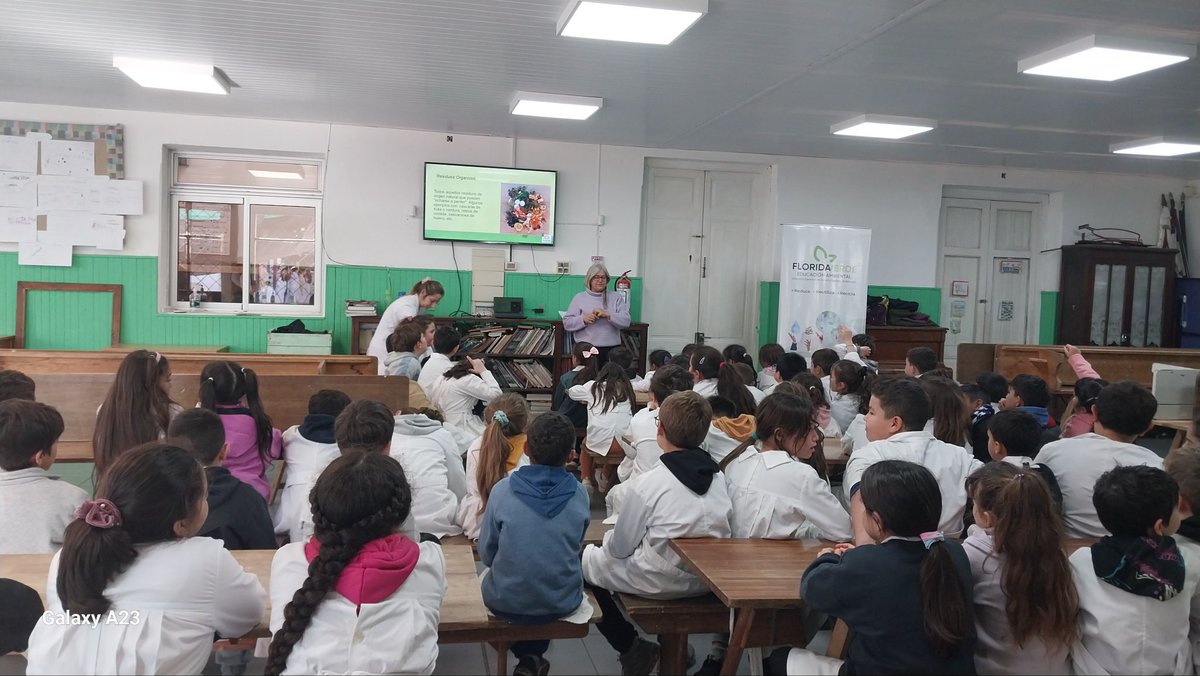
[561,329,643,358]
[489,359,555,391]
[461,325,554,356]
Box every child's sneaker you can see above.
[619,638,660,676]
[513,654,550,676]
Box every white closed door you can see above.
[939,198,1039,370]
[642,166,763,353]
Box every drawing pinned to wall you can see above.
[950,280,969,297]
[40,140,95,177]
[998,300,1015,321]
[0,135,37,174]
[949,299,967,318]
[0,119,125,178]
[0,172,36,207]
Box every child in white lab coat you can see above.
[274,389,350,543]
[390,407,468,539]
[583,391,732,674]
[266,451,446,675]
[430,355,503,438]
[1069,465,1200,675]
[457,394,529,540]
[845,377,983,544]
[721,391,851,541]
[569,362,635,492]
[25,443,265,675]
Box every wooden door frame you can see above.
[15,282,122,348]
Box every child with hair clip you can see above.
[921,375,971,448]
[275,389,351,543]
[721,392,851,541]
[963,463,1078,675]
[25,443,265,675]
[430,354,503,438]
[829,359,874,437]
[553,341,599,428]
[691,345,764,417]
[757,343,785,391]
[457,394,529,540]
[570,361,636,492]
[792,372,840,438]
[266,451,446,676]
[633,348,672,393]
[199,360,282,501]
[722,344,755,370]
[766,460,975,676]
[93,349,182,477]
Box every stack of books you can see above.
[345,300,378,317]
[527,393,553,417]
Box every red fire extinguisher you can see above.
[615,270,632,305]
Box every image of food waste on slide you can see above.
[501,184,550,234]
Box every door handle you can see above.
[702,257,708,279]
[695,332,706,344]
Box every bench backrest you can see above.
[0,350,377,376]
[33,373,410,461]
[993,344,1200,391]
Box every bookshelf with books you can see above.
[430,318,649,396]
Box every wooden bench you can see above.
[988,344,1200,391]
[0,349,377,376]
[32,373,411,461]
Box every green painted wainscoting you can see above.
[757,281,942,348]
[1040,291,1059,344]
[1,253,641,353]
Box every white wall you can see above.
[1,100,1189,291]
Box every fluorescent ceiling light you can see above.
[1018,35,1194,81]
[113,56,231,94]
[248,169,305,180]
[1111,136,1200,157]
[831,114,936,140]
[557,0,707,45]
[511,92,603,120]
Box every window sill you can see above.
[161,307,325,319]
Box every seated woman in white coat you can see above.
[390,408,468,539]
[720,391,852,541]
[428,354,503,438]
[266,451,446,676]
[583,391,732,673]
[569,362,635,491]
[456,394,529,540]
[26,443,265,676]
[690,345,765,416]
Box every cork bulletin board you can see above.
[0,119,125,179]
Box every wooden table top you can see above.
[100,344,231,353]
[0,543,488,635]
[1153,418,1191,433]
[671,536,1103,610]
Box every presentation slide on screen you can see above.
[424,163,556,245]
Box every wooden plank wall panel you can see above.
[1040,291,1058,345]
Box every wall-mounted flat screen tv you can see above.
[423,162,557,246]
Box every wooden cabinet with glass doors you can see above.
[1057,244,1177,347]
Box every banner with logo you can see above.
[778,224,872,355]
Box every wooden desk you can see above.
[865,325,948,374]
[1,544,488,641]
[1153,418,1193,453]
[671,538,826,675]
[101,344,230,353]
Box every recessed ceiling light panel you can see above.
[1111,136,1200,157]
[511,92,603,120]
[831,114,936,140]
[1019,35,1194,81]
[113,56,230,94]
[557,0,707,45]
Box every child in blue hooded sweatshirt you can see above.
[479,411,591,676]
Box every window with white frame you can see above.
[169,152,323,315]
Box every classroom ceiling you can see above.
[3,0,1200,178]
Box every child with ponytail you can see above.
[828,359,874,435]
[721,392,850,541]
[457,394,530,540]
[792,372,841,438]
[768,460,975,675]
[26,443,264,675]
[199,360,282,501]
[266,451,446,676]
[691,345,764,417]
[553,341,600,427]
[569,361,636,492]
[93,349,182,476]
[633,348,672,393]
[963,462,1077,675]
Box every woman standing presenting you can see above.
[562,264,630,363]
[367,278,444,375]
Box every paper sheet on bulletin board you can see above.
[0,120,124,179]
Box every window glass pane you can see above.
[176,157,320,190]
[177,202,243,303]
[1148,267,1166,346]
[1106,265,1126,345]
[1090,264,1109,345]
[248,204,317,306]
[1131,266,1149,346]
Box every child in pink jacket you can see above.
[1062,345,1106,438]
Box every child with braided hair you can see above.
[266,451,447,675]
